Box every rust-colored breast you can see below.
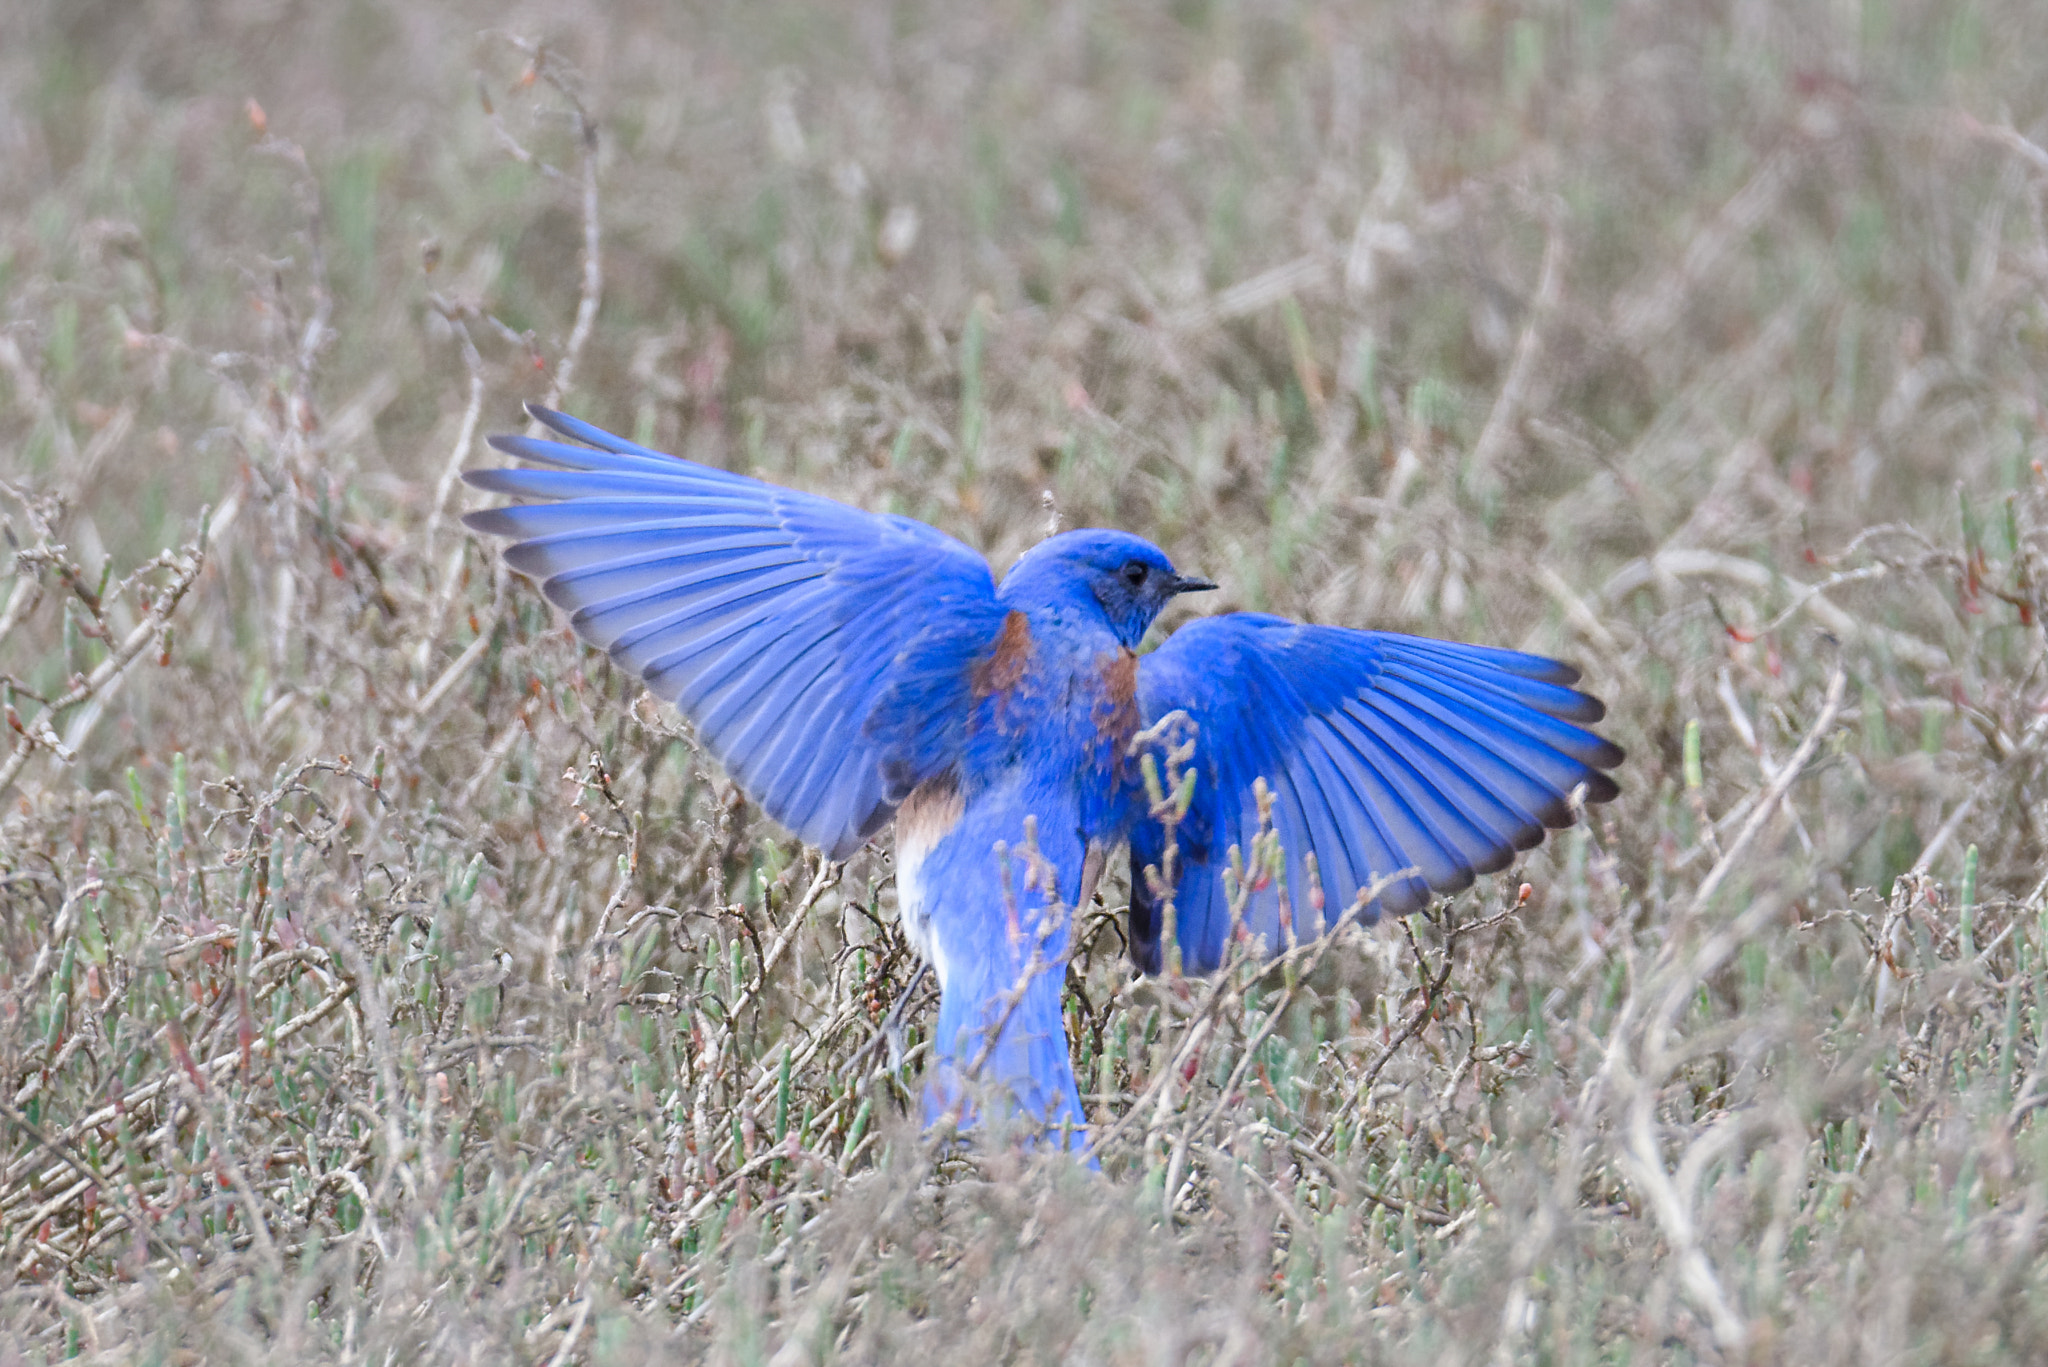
[1093,648,1141,745]
[971,610,1034,698]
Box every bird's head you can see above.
[1000,529,1217,647]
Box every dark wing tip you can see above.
[854,798,900,847]
[1470,842,1519,876]
[1433,864,1479,897]
[1537,689,1607,725]
[462,467,534,497]
[462,506,516,538]
[1527,769,1622,828]
[507,542,559,577]
[823,833,867,862]
[1370,876,1434,921]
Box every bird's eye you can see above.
[1121,561,1150,587]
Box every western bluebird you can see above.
[466,406,1621,1149]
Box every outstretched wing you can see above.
[1131,613,1622,973]
[464,405,1008,858]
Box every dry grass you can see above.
[4,1,2048,1361]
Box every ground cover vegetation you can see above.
[4,0,2048,1361]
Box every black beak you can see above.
[1172,573,1219,595]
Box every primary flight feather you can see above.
[466,405,1622,1148]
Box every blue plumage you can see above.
[466,406,1623,1147]
[1132,616,1620,975]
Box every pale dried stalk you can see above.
[1,978,357,1189]
[1467,214,1566,491]
[422,298,487,548]
[0,520,209,803]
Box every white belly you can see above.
[894,776,964,989]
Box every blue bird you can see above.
[465,406,1622,1149]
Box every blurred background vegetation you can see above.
[3,0,2047,1361]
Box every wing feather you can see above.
[465,405,1007,857]
[1133,613,1622,974]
